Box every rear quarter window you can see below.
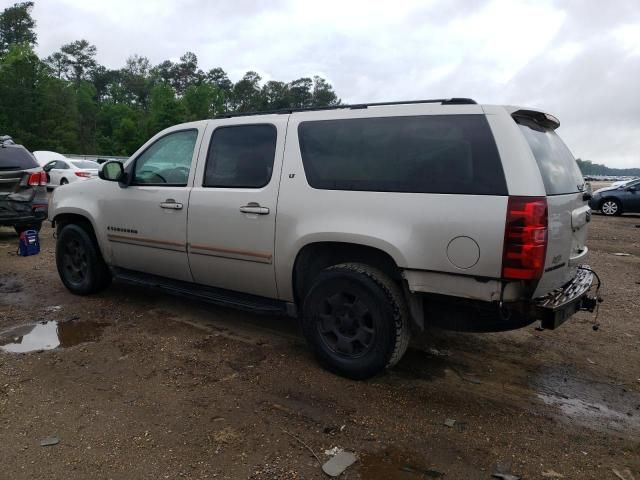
[297,114,507,195]
[517,121,584,195]
[0,145,39,170]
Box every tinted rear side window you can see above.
[517,122,583,195]
[204,124,277,188]
[0,145,38,170]
[297,115,507,195]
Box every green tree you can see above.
[0,2,36,56]
[58,39,98,82]
[232,71,262,112]
[312,76,339,106]
[148,83,185,134]
[288,77,313,108]
[183,83,224,120]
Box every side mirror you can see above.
[99,161,124,182]
[43,164,53,172]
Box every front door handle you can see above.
[240,202,270,215]
[160,199,183,210]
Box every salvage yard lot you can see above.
[1,213,639,479]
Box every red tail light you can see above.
[27,172,48,186]
[75,171,91,178]
[502,196,548,280]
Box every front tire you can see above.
[601,199,621,216]
[302,263,411,380]
[56,224,111,295]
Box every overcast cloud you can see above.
[5,0,639,167]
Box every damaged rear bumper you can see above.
[0,199,48,227]
[534,265,599,329]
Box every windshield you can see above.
[72,160,100,169]
[517,122,584,195]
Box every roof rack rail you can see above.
[213,98,477,119]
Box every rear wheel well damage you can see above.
[291,242,424,331]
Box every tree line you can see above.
[576,159,640,177]
[0,2,340,156]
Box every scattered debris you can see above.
[401,465,445,478]
[444,418,456,428]
[322,450,357,477]
[492,474,520,480]
[40,436,59,447]
[612,468,636,480]
[281,429,321,465]
[427,347,450,357]
[542,469,565,478]
[324,446,342,456]
[612,253,631,257]
[587,358,596,365]
[44,305,62,312]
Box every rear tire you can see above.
[600,198,621,216]
[60,178,68,185]
[302,263,411,380]
[56,223,111,295]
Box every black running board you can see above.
[112,268,294,316]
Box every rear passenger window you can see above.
[204,124,277,188]
[298,115,507,195]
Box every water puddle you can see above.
[533,367,640,438]
[358,448,445,479]
[0,320,106,353]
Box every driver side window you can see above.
[133,129,198,186]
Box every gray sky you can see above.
[7,0,640,168]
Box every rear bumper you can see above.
[534,265,597,329]
[421,266,599,332]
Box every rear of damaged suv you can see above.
[0,142,48,233]
[407,105,598,333]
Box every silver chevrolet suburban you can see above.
[49,99,599,379]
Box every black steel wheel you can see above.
[56,223,111,295]
[302,263,410,380]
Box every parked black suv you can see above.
[0,137,48,233]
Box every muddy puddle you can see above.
[533,367,640,438]
[358,448,445,479]
[0,320,106,353]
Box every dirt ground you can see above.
[1,210,639,479]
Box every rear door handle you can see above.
[160,199,183,210]
[240,202,270,215]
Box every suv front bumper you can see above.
[535,266,598,329]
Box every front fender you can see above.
[49,183,112,264]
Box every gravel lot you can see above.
[1,211,639,479]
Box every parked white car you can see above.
[32,150,68,167]
[49,99,600,379]
[43,159,100,187]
